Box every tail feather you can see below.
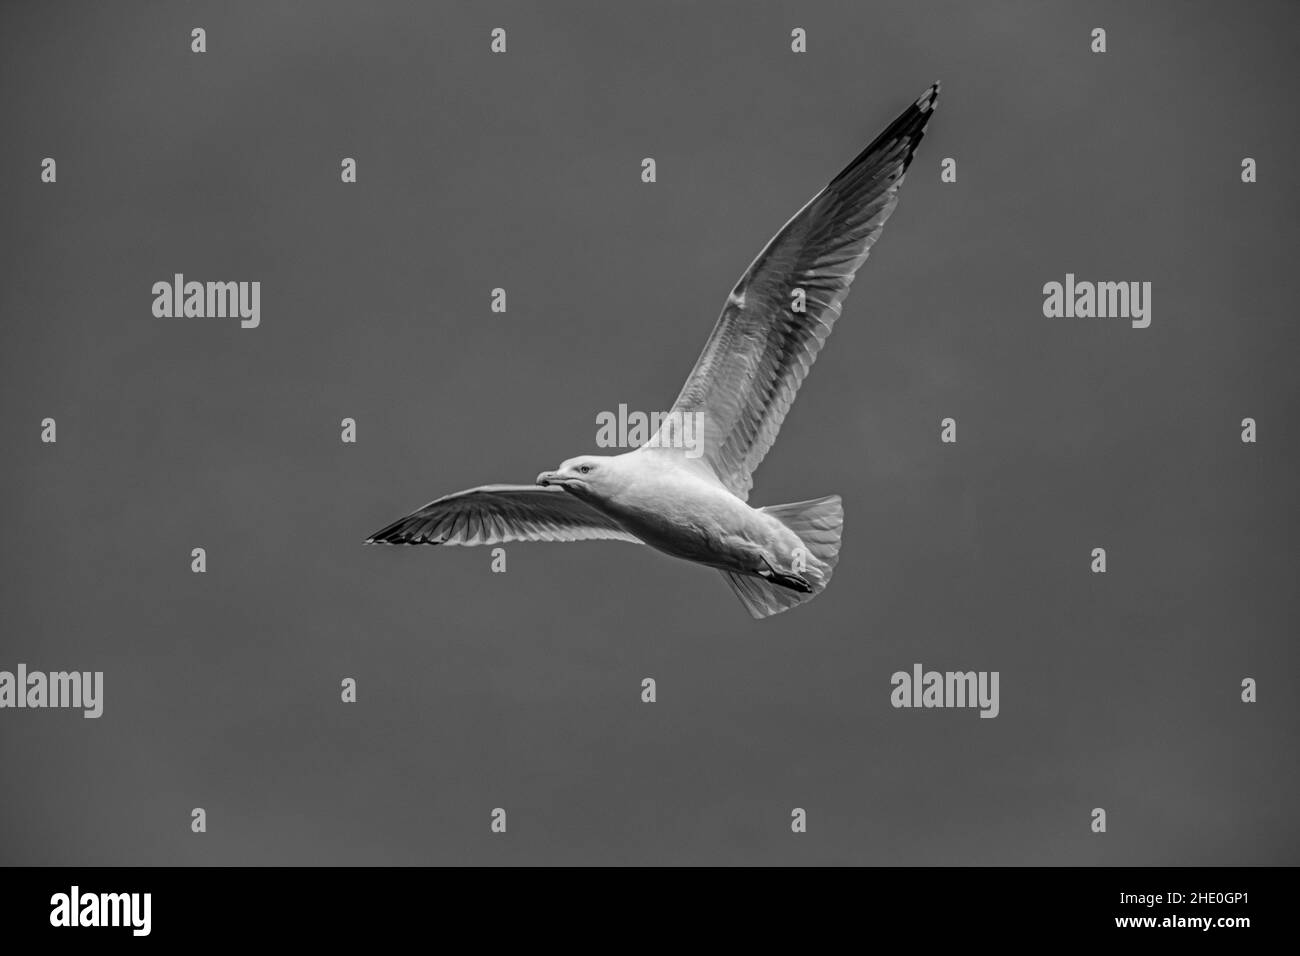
[722,495,844,619]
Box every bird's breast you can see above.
[594,472,771,566]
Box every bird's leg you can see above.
[758,555,814,593]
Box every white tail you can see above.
[721,495,844,619]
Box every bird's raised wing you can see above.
[365,485,642,546]
[648,84,939,500]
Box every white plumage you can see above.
[368,84,940,618]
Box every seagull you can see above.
[367,83,940,618]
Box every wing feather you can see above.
[650,83,940,499]
[365,484,642,546]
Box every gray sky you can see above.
[1,0,1297,865]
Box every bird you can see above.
[367,83,940,618]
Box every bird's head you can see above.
[536,455,618,500]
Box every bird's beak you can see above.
[536,471,561,487]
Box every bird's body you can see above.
[561,449,803,578]
[368,84,941,618]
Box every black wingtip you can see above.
[364,522,405,545]
[917,81,941,112]
[364,522,441,546]
[827,82,942,189]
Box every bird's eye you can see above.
[579,465,592,474]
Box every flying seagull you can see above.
[368,83,940,618]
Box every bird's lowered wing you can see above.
[365,485,642,546]
[647,83,939,500]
